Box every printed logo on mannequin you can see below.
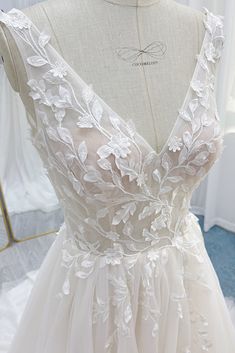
[115,40,167,66]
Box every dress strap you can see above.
[0,9,58,128]
[0,8,49,68]
[202,7,225,72]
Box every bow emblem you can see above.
[116,40,167,63]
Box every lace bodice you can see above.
[0,7,224,265]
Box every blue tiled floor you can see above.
[197,215,235,298]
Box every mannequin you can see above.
[0,0,205,154]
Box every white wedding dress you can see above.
[0,6,235,353]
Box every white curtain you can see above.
[0,1,59,215]
[0,66,59,214]
[177,0,235,232]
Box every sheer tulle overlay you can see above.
[1,221,235,353]
[0,6,235,353]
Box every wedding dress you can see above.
[0,6,235,353]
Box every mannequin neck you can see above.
[103,0,165,7]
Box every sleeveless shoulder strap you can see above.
[202,7,225,72]
[0,8,55,78]
[201,7,225,135]
[0,8,102,144]
[0,9,71,130]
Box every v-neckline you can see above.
[15,7,209,158]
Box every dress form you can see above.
[0,0,205,153]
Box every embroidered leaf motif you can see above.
[27,56,48,67]
[183,131,193,149]
[178,110,192,122]
[84,217,98,227]
[97,145,112,159]
[123,221,134,236]
[125,119,136,138]
[192,117,202,134]
[124,305,132,323]
[82,84,94,104]
[37,110,49,125]
[65,153,75,163]
[185,166,196,176]
[62,278,70,295]
[143,151,156,167]
[81,260,94,268]
[152,323,159,337]
[112,202,137,225]
[43,72,59,84]
[58,86,72,106]
[76,270,94,279]
[178,146,188,164]
[161,153,173,171]
[68,171,83,194]
[57,127,73,145]
[56,111,66,123]
[167,176,183,183]
[38,32,50,47]
[97,158,112,170]
[201,113,213,126]
[111,171,123,189]
[77,114,94,128]
[160,186,173,194]
[151,213,168,231]
[197,54,209,72]
[84,170,102,182]
[115,157,138,181]
[191,151,210,166]
[152,168,161,183]
[193,139,205,151]
[109,115,121,129]
[78,141,88,163]
[138,202,162,220]
[105,232,120,241]
[46,127,59,142]
[142,228,160,242]
[92,99,103,122]
[55,151,67,168]
[189,99,199,114]
[72,180,82,194]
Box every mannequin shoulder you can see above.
[171,2,206,46]
[23,1,66,53]
[0,2,46,93]
[23,1,51,27]
[0,1,52,93]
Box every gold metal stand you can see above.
[0,181,11,251]
[0,181,59,248]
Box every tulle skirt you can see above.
[1,217,235,353]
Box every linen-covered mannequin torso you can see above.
[0,0,205,153]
